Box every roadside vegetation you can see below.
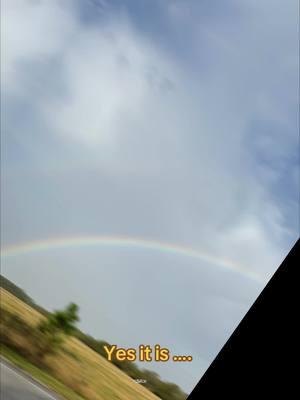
[0,275,188,400]
[1,345,84,400]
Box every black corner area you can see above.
[188,239,299,398]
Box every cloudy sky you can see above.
[1,0,299,393]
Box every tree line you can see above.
[0,274,188,400]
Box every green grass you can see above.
[0,288,159,400]
[0,345,84,400]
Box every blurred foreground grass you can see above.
[0,288,159,400]
[1,345,84,400]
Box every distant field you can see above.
[0,288,160,400]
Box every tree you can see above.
[37,303,80,359]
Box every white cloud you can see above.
[2,0,296,282]
[1,0,77,94]
[1,0,298,392]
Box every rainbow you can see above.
[0,235,264,283]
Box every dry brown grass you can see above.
[0,288,160,400]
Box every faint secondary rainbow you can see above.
[0,235,264,283]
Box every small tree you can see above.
[37,302,79,360]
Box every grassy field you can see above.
[0,288,160,400]
[1,345,85,400]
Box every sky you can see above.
[1,0,299,393]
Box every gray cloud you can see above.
[1,0,298,392]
